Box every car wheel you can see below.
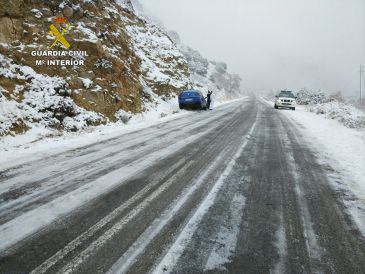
[292,107,295,111]
[179,104,183,110]
[274,104,278,109]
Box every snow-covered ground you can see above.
[306,101,365,128]
[0,97,245,170]
[263,100,365,234]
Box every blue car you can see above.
[178,90,207,110]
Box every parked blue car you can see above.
[178,90,207,110]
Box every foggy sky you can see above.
[138,0,365,96]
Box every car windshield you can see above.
[279,92,295,98]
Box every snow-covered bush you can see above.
[329,91,345,103]
[295,88,365,129]
[62,111,104,132]
[296,88,330,105]
[0,92,25,135]
[115,109,132,124]
[183,46,209,77]
[215,62,227,74]
[308,101,365,128]
[94,59,113,69]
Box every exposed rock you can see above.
[42,8,52,17]
[68,77,83,89]
[63,6,74,18]
[0,17,23,43]
[79,71,95,80]
[0,0,24,18]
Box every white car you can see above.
[274,91,296,111]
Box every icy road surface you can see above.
[0,98,364,273]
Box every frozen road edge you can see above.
[260,97,365,236]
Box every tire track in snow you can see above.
[30,158,189,274]
[0,104,242,224]
[46,104,256,274]
[0,129,216,252]
[203,193,246,272]
[279,115,365,273]
[151,121,256,274]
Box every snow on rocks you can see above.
[0,92,23,135]
[74,22,99,43]
[124,22,190,92]
[79,77,93,89]
[0,53,104,135]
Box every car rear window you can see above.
[181,91,200,97]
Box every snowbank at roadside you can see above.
[306,101,365,128]
[284,106,365,234]
[0,98,187,170]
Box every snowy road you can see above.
[0,98,364,273]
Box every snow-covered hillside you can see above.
[0,0,241,137]
[178,40,242,100]
[131,1,243,100]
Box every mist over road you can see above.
[0,98,364,273]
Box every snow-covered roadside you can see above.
[306,101,365,129]
[276,103,365,234]
[0,97,246,170]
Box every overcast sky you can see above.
[138,0,365,96]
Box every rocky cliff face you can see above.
[0,0,191,135]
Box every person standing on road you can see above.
[209,91,214,110]
[207,90,213,110]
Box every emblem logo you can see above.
[49,17,71,49]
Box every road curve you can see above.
[0,98,364,274]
